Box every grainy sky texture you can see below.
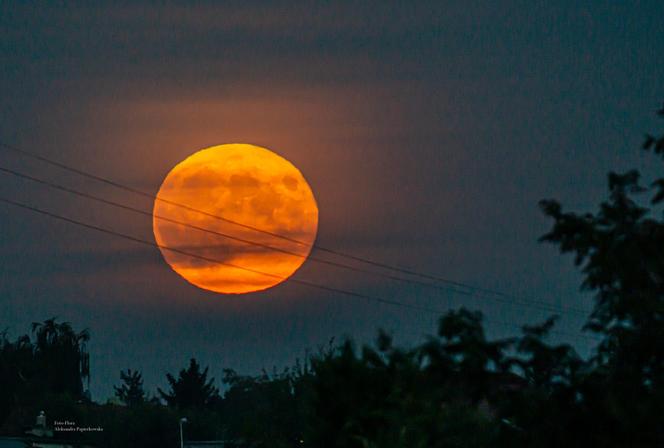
[1,1,663,399]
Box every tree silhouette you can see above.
[533,103,664,446]
[307,324,502,448]
[158,358,219,409]
[221,365,312,447]
[419,308,514,405]
[0,319,90,429]
[114,369,145,407]
[0,331,33,426]
[31,318,90,399]
[303,103,664,447]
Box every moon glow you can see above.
[153,144,319,294]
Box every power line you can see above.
[0,141,593,317]
[0,196,600,343]
[0,164,590,317]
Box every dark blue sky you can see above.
[1,1,663,400]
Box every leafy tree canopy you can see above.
[158,358,219,409]
[114,369,145,407]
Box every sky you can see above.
[1,1,663,400]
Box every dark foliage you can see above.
[219,363,312,447]
[158,358,220,409]
[30,318,91,399]
[533,103,664,446]
[0,318,89,429]
[113,369,145,407]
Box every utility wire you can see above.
[0,164,590,317]
[0,196,600,342]
[0,141,593,317]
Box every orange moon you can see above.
[152,144,318,294]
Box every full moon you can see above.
[153,144,319,294]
